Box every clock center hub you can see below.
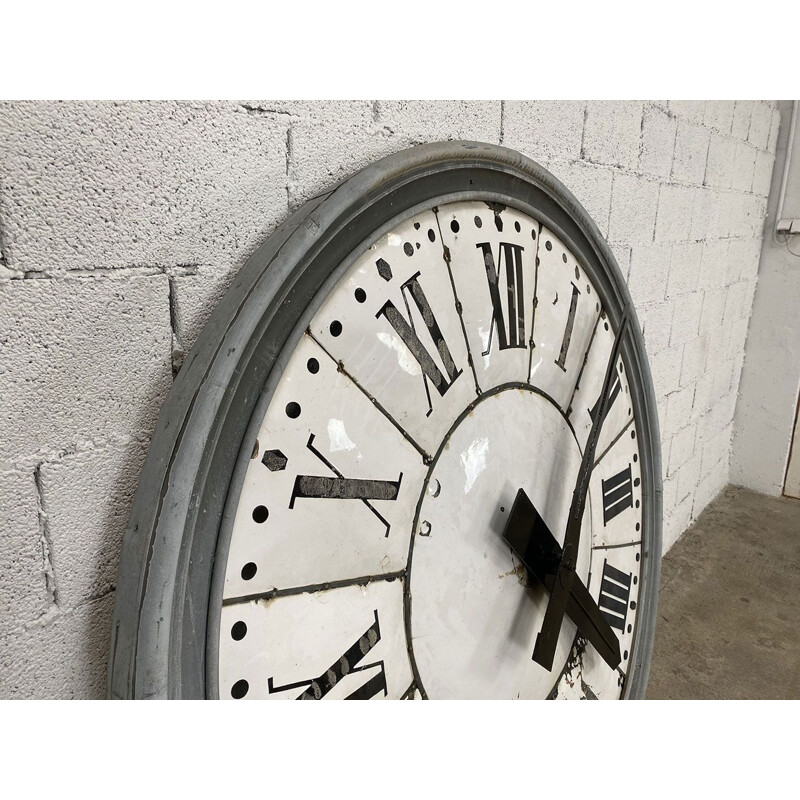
[407,386,591,699]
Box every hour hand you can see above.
[502,489,621,670]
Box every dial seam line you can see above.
[432,207,482,396]
[306,329,432,464]
[222,569,406,606]
[593,415,635,470]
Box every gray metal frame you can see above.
[108,141,662,700]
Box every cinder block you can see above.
[669,101,706,124]
[171,264,236,356]
[726,238,762,284]
[663,493,693,553]
[654,184,694,243]
[700,424,732,476]
[741,277,758,320]
[289,101,501,207]
[378,101,500,144]
[725,317,750,360]
[662,473,679,517]
[711,358,737,402]
[0,275,172,468]
[0,101,289,273]
[649,345,683,398]
[0,592,113,699]
[666,241,703,299]
[288,102,402,206]
[608,173,659,242]
[692,370,715,419]
[731,101,754,140]
[748,102,773,150]
[703,101,735,134]
[768,107,781,155]
[690,187,718,241]
[731,141,757,192]
[503,101,584,162]
[669,291,703,347]
[668,421,698,475]
[723,281,749,325]
[679,334,711,386]
[698,240,730,291]
[664,383,696,437]
[704,134,736,189]
[627,242,670,305]
[37,439,148,609]
[639,106,677,179]
[699,287,727,334]
[0,470,50,636]
[637,298,674,355]
[676,450,703,503]
[547,160,613,237]
[752,150,775,197]
[692,457,727,519]
[582,101,643,170]
[671,121,711,185]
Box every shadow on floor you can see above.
[647,485,800,699]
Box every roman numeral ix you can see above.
[268,610,388,700]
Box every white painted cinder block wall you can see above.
[0,100,780,698]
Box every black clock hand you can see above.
[532,314,630,671]
[503,489,621,669]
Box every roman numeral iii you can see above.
[601,463,633,525]
[476,241,526,353]
[598,560,633,632]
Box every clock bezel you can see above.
[108,141,662,700]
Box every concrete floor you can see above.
[646,485,800,699]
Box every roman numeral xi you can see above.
[375,264,462,417]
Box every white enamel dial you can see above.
[217,200,645,700]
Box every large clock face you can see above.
[109,142,661,701]
[217,200,647,700]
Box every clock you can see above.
[109,141,662,700]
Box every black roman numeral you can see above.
[555,283,581,372]
[268,610,388,700]
[289,434,401,536]
[476,241,526,353]
[601,464,634,525]
[598,560,632,632]
[376,270,462,416]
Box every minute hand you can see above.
[532,314,630,670]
